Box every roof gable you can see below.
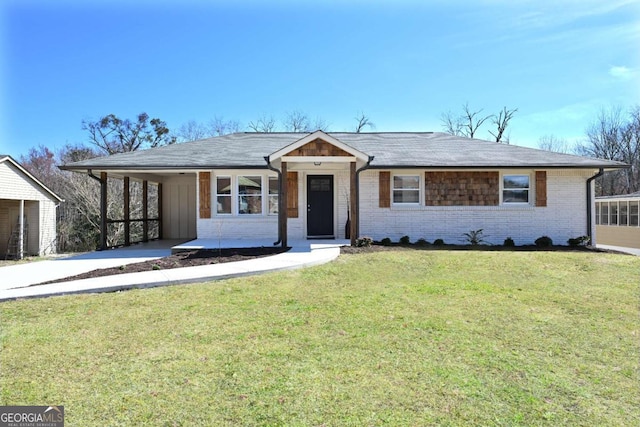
[268,131,370,162]
[0,155,63,202]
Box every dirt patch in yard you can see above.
[35,247,289,285]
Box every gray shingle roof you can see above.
[60,132,627,170]
[596,191,640,199]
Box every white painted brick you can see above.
[359,169,593,245]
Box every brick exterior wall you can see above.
[359,169,592,246]
[195,167,594,246]
[196,169,352,242]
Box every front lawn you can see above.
[1,250,638,426]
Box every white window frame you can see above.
[215,175,232,215]
[501,173,531,205]
[392,174,421,206]
[268,176,279,216]
[610,201,619,225]
[630,201,639,227]
[213,173,279,217]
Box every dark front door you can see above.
[307,175,334,238]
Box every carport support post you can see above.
[18,199,24,259]
[350,161,357,246]
[99,172,108,251]
[142,180,149,242]
[124,176,130,246]
[158,183,163,240]
[280,162,288,248]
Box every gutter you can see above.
[586,168,605,245]
[264,157,283,247]
[355,156,375,239]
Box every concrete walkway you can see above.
[0,239,348,301]
[596,244,640,256]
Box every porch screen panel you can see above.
[199,172,211,219]
[287,171,298,218]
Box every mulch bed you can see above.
[35,247,289,286]
[339,243,623,255]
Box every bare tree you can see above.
[489,107,518,143]
[248,114,277,132]
[537,135,572,154]
[174,117,241,142]
[311,117,330,132]
[82,113,175,154]
[175,120,209,142]
[576,105,640,195]
[208,116,241,136]
[440,110,464,136]
[460,103,491,139]
[283,110,312,132]
[440,103,492,139]
[354,112,375,133]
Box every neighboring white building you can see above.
[595,192,640,249]
[62,131,626,248]
[0,155,62,258]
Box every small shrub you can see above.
[416,238,430,246]
[433,238,445,246]
[355,237,373,247]
[380,237,392,246]
[567,236,590,247]
[503,237,515,247]
[462,229,485,245]
[535,236,553,248]
[399,235,411,245]
[118,265,126,271]
[152,264,162,270]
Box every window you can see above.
[216,176,231,214]
[503,175,530,203]
[595,202,601,225]
[393,175,420,204]
[601,202,609,225]
[620,201,628,225]
[238,176,262,214]
[630,201,639,226]
[610,202,618,225]
[268,176,279,215]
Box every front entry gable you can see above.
[268,130,369,164]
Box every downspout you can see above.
[586,168,604,245]
[264,157,283,246]
[354,156,375,241]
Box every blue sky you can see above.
[1,0,638,159]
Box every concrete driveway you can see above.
[0,240,182,292]
[0,239,348,301]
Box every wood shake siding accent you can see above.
[536,171,547,207]
[379,171,391,208]
[287,171,299,218]
[424,171,499,206]
[287,139,351,157]
[198,172,211,219]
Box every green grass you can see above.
[1,250,638,426]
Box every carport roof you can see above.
[59,132,627,171]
